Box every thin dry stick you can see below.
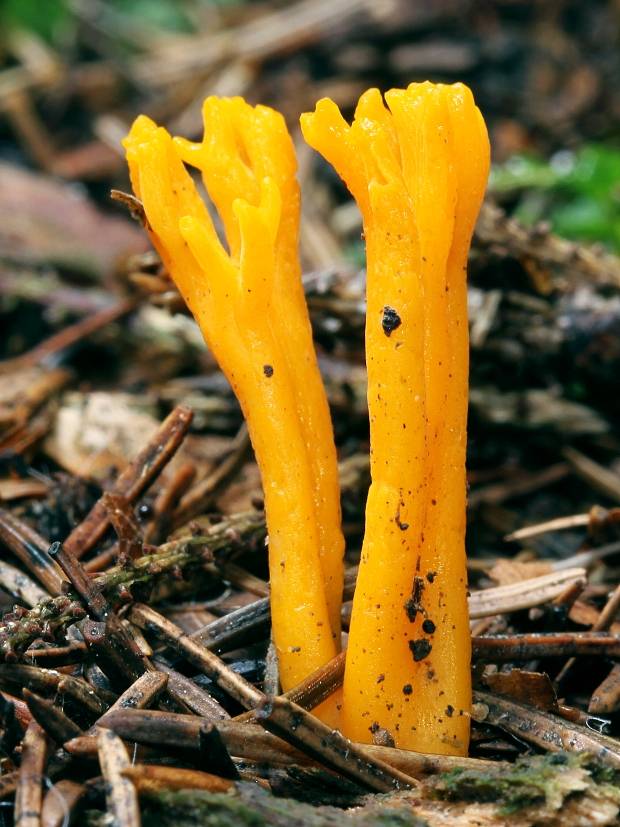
[98,728,141,827]
[0,512,265,660]
[123,620,152,658]
[41,780,85,827]
[173,422,250,528]
[65,711,252,759]
[76,707,491,778]
[130,603,263,709]
[0,665,107,717]
[23,642,87,667]
[0,664,61,694]
[236,650,346,722]
[98,671,168,723]
[556,581,620,687]
[255,695,415,792]
[190,596,270,653]
[0,559,48,607]
[122,764,233,795]
[64,404,193,560]
[0,298,137,374]
[596,583,620,630]
[552,539,620,571]
[15,721,48,827]
[551,579,585,610]
[285,650,346,709]
[96,510,265,598]
[469,567,586,618]
[49,542,150,683]
[474,690,620,768]
[0,508,64,595]
[153,662,230,720]
[563,446,620,502]
[505,512,590,542]
[129,606,412,792]
[473,631,620,661]
[86,672,167,738]
[144,461,196,544]
[57,675,109,716]
[590,663,620,716]
[215,561,269,598]
[23,688,83,744]
[234,650,346,722]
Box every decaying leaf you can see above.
[0,162,147,279]
[488,559,553,586]
[482,670,557,711]
[44,391,160,479]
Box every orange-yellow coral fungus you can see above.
[173,99,344,641]
[123,99,344,700]
[301,82,489,754]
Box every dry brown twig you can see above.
[98,728,141,827]
[15,721,48,827]
[475,201,620,290]
[64,404,193,560]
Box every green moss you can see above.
[81,755,620,826]
[142,790,266,827]
[434,751,620,816]
[583,758,620,788]
[490,145,620,251]
[137,785,428,827]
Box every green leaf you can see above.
[491,143,620,251]
[106,0,194,32]
[1,0,71,43]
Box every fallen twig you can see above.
[0,298,136,374]
[98,728,141,827]
[473,631,620,661]
[0,507,64,595]
[15,721,48,827]
[0,511,265,659]
[23,688,82,743]
[64,404,193,560]
[41,779,85,827]
[475,201,620,290]
[172,422,250,529]
[122,763,233,795]
[474,690,620,768]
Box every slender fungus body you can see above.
[123,100,344,706]
[301,82,489,754]
[173,99,344,640]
